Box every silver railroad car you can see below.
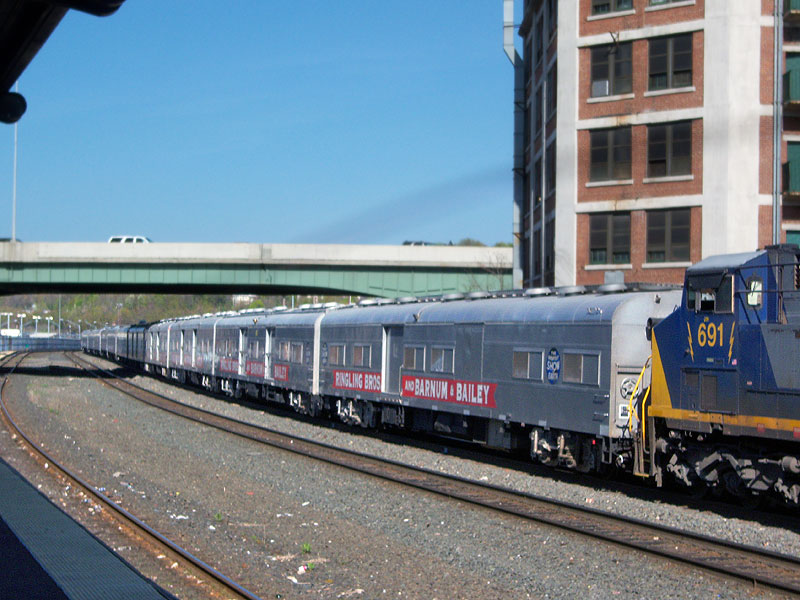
[318,300,422,428]
[261,305,338,415]
[402,287,682,470]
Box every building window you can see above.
[591,43,632,97]
[647,121,691,177]
[649,34,692,91]
[590,127,631,181]
[353,344,371,368]
[533,158,542,204]
[329,344,344,366]
[524,39,532,90]
[647,208,691,262]
[430,347,454,373]
[547,0,557,35]
[592,0,633,15]
[535,87,543,133]
[546,67,557,117]
[535,17,544,64]
[403,346,424,370]
[590,213,630,265]
[546,143,556,196]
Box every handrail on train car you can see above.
[625,357,653,478]
[626,357,651,436]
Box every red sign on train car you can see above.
[219,357,238,373]
[401,376,497,408]
[332,369,381,393]
[273,363,289,381]
[246,361,265,378]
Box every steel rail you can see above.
[1,352,263,600]
[71,351,800,596]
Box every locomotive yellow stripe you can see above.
[649,328,673,412]
[647,405,800,434]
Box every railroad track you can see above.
[0,352,263,600]
[68,351,800,596]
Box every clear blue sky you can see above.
[1,2,513,246]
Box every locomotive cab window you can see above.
[686,274,733,314]
[746,276,763,308]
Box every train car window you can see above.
[563,353,600,385]
[353,344,371,367]
[746,276,763,308]
[329,344,345,366]
[512,351,528,378]
[290,343,303,364]
[403,346,425,370]
[564,353,582,383]
[583,354,600,385]
[513,350,544,380]
[430,347,454,373]
[278,341,290,362]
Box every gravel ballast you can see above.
[1,352,794,599]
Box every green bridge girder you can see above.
[0,243,512,298]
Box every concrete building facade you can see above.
[508,0,800,288]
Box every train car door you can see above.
[383,326,403,394]
[456,324,484,380]
[191,329,197,368]
[238,328,246,376]
[265,328,274,381]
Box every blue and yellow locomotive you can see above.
[648,244,800,505]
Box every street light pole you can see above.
[17,313,25,336]
[12,82,18,243]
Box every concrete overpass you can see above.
[0,242,512,298]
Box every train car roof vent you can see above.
[558,285,587,296]
[467,291,491,300]
[597,283,627,294]
[322,302,340,309]
[524,287,553,297]
[358,299,378,306]
[396,296,417,304]
[298,303,312,310]
[442,293,465,302]
[272,306,288,312]
[375,298,393,305]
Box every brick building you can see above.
[507,0,800,288]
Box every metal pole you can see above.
[540,77,547,284]
[12,82,18,242]
[774,0,784,244]
[58,295,61,337]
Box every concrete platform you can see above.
[0,457,172,600]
